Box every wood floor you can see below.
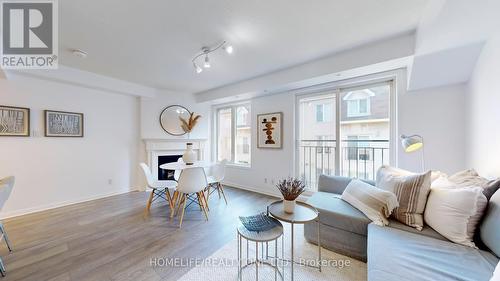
[0,187,278,281]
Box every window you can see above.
[344,89,374,117]
[315,103,333,122]
[216,103,251,166]
[346,98,370,117]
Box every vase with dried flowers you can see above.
[276,178,306,213]
[179,112,201,139]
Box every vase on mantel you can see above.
[283,199,296,214]
[182,143,197,165]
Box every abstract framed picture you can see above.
[257,112,283,149]
[0,105,30,136]
[44,110,84,137]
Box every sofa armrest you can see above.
[317,174,375,194]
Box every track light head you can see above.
[224,45,233,54]
[203,55,211,68]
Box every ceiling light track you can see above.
[192,41,233,74]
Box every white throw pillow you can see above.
[341,179,399,226]
[491,262,500,281]
[424,177,487,248]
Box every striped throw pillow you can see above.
[376,166,432,230]
[341,179,399,226]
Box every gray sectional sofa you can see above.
[304,175,499,281]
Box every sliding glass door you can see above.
[297,81,392,191]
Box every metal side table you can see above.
[267,200,321,281]
[237,218,284,281]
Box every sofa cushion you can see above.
[307,191,371,236]
[376,166,432,230]
[341,179,399,226]
[480,189,500,258]
[387,220,448,242]
[317,174,375,194]
[368,223,498,281]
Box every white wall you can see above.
[223,93,296,197]
[466,28,500,177]
[399,84,466,173]
[140,91,210,141]
[0,76,140,218]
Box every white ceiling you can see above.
[59,0,429,93]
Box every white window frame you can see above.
[293,69,402,183]
[213,102,252,167]
[346,97,371,117]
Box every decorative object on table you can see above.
[400,134,425,171]
[159,105,191,136]
[179,111,201,135]
[44,110,84,137]
[276,177,305,213]
[239,212,280,232]
[0,105,30,137]
[257,112,282,149]
[182,143,197,165]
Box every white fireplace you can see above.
[143,139,207,182]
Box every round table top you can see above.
[159,161,213,170]
[237,219,284,242]
[267,200,319,223]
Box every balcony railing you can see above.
[299,139,389,190]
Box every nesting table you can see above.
[267,200,321,281]
[237,217,284,281]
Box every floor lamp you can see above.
[400,134,425,172]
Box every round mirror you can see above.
[159,105,191,136]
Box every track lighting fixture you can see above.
[192,41,233,74]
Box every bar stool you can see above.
[237,218,284,281]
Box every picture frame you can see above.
[0,105,30,137]
[257,112,283,149]
[44,110,84,137]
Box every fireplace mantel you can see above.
[143,138,208,183]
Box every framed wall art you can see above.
[45,110,84,137]
[257,112,282,149]
[0,105,30,136]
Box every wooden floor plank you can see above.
[0,187,277,281]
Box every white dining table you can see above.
[159,161,214,171]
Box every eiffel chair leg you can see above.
[170,191,179,218]
[179,194,187,228]
[165,189,173,210]
[174,194,185,219]
[218,183,228,205]
[202,191,210,211]
[0,223,12,252]
[145,190,155,212]
[198,192,209,221]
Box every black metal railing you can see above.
[299,140,389,190]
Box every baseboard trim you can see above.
[222,181,311,202]
[0,189,136,220]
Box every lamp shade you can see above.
[401,135,423,153]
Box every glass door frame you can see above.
[294,69,402,187]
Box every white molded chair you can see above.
[206,159,228,204]
[140,163,177,213]
[173,157,184,182]
[170,167,209,228]
[0,176,15,277]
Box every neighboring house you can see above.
[300,85,390,185]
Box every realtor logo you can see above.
[1,0,58,69]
